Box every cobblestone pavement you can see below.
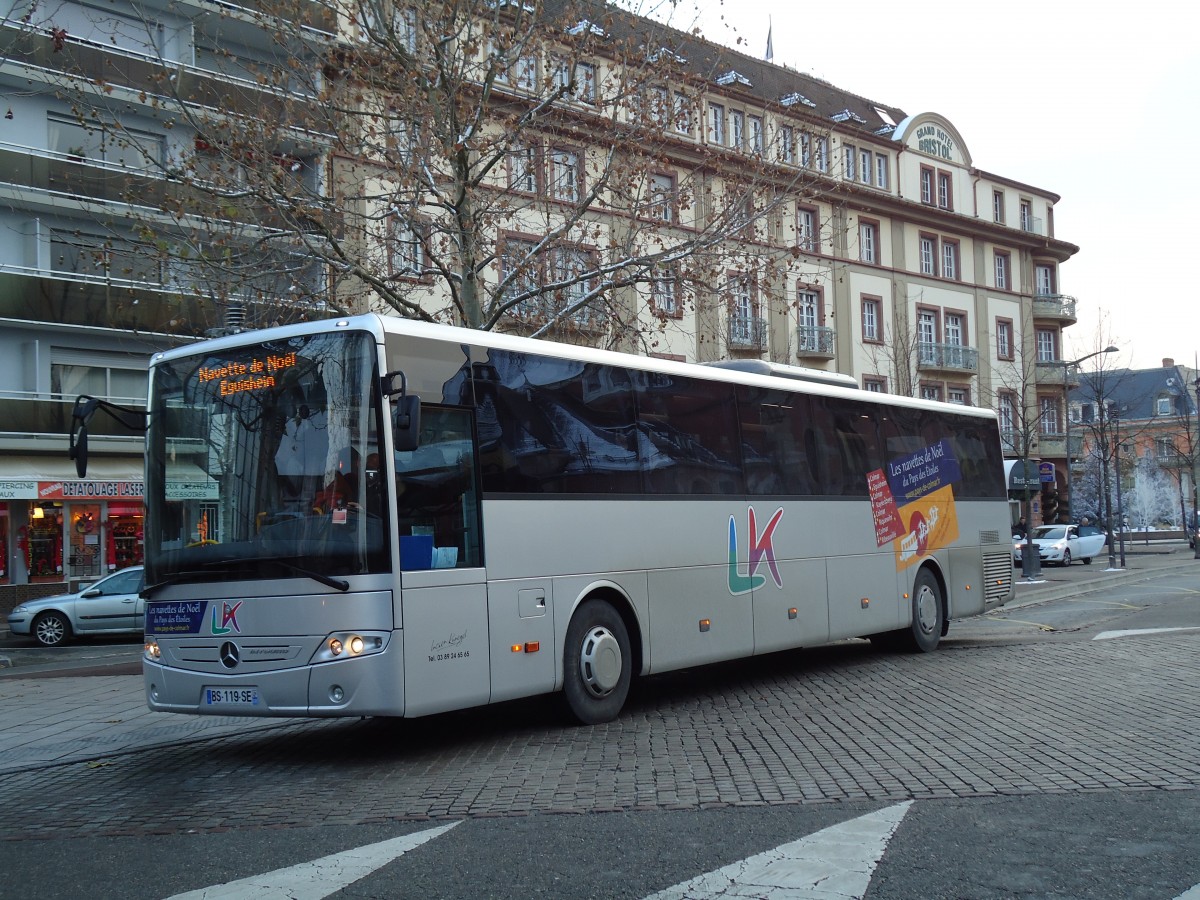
[1,549,1197,841]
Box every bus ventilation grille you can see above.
[982,552,1012,601]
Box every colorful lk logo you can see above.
[727,506,785,595]
[210,600,243,635]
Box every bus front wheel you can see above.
[562,599,632,725]
[906,568,944,653]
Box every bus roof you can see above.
[152,313,999,422]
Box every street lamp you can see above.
[1060,346,1117,524]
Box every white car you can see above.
[1013,525,1107,567]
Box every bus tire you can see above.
[906,568,943,653]
[562,599,631,725]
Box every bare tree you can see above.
[15,0,836,340]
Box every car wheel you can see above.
[562,599,632,726]
[1081,556,1092,565]
[33,611,71,647]
[1061,549,1072,567]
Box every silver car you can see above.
[6,566,145,647]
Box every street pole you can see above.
[1194,376,1200,559]
[1059,346,1116,525]
[1105,422,1117,569]
[1115,411,1126,568]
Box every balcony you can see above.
[729,315,767,351]
[1032,293,1078,324]
[1035,360,1083,386]
[0,396,144,443]
[916,342,978,374]
[795,325,835,360]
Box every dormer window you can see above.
[780,92,816,108]
[567,20,606,37]
[716,70,752,87]
[831,109,867,124]
[1156,396,1172,415]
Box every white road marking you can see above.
[1093,627,1200,641]
[164,821,459,900]
[644,801,912,900]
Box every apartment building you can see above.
[0,0,1079,600]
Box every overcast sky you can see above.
[651,0,1199,373]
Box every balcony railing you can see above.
[729,315,767,350]
[916,342,978,373]
[795,325,835,358]
[1032,293,1078,322]
[0,396,144,442]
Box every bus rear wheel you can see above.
[562,599,631,725]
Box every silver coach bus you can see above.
[135,314,1013,724]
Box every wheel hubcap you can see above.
[579,626,622,698]
[915,586,939,636]
[37,619,63,644]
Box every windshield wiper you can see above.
[274,560,350,592]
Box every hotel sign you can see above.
[915,124,957,162]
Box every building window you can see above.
[499,236,540,312]
[673,91,692,134]
[997,393,1015,446]
[919,235,936,275]
[730,110,745,150]
[874,154,889,190]
[389,219,423,276]
[651,269,680,317]
[864,376,886,393]
[1156,396,1172,416]
[797,289,821,346]
[920,384,943,402]
[994,251,1010,290]
[948,387,968,405]
[647,86,669,126]
[709,103,726,145]
[858,220,878,263]
[944,312,964,347]
[499,51,538,90]
[49,115,165,173]
[996,318,1014,360]
[1156,437,1176,458]
[861,296,881,342]
[548,147,580,201]
[859,148,871,184]
[993,190,1005,223]
[728,276,759,347]
[1035,264,1056,296]
[1036,328,1058,362]
[779,125,795,163]
[552,59,596,104]
[917,309,938,363]
[941,241,958,280]
[749,115,764,154]
[920,166,933,205]
[551,245,599,325]
[937,172,952,210]
[649,172,676,222]
[814,135,829,172]
[1040,396,1062,435]
[508,142,538,193]
[843,144,857,181]
[1020,199,1034,231]
[799,132,811,167]
[51,357,147,403]
[797,206,818,252]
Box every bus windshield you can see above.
[144,328,388,587]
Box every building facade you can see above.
[0,0,1081,604]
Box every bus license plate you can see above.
[204,687,260,706]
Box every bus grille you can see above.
[982,551,1012,602]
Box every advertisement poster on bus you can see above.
[870,440,961,571]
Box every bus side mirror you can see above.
[393,395,421,452]
[70,423,89,477]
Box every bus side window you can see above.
[394,406,481,569]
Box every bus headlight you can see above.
[144,639,161,661]
[310,631,388,664]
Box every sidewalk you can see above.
[1,546,1197,776]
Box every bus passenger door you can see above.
[486,579,556,704]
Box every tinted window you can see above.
[475,350,640,494]
[633,372,742,495]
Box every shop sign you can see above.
[37,480,145,500]
[0,480,38,500]
[166,480,220,500]
[1038,462,1056,483]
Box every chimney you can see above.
[1163,358,1174,368]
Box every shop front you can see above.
[0,457,144,610]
